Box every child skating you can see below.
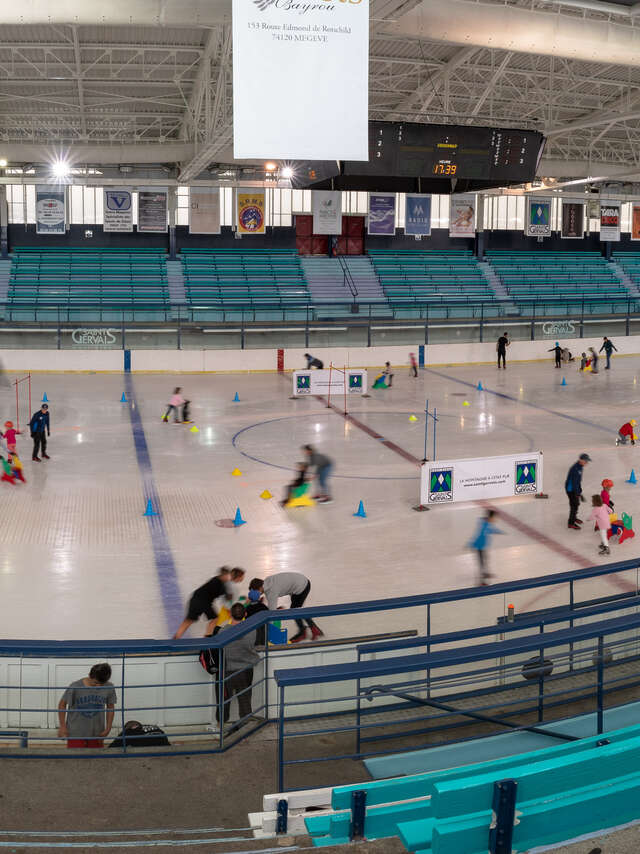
[409,352,418,378]
[548,342,562,368]
[469,509,504,586]
[589,494,611,556]
[2,421,21,454]
[616,419,637,446]
[601,478,614,509]
[163,387,185,424]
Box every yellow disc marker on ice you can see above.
[409,415,418,422]
[232,468,242,477]
[462,401,470,407]
[260,489,273,500]
[190,425,199,433]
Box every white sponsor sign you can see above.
[36,186,66,235]
[103,189,133,232]
[189,187,221,234]
[71,328,119,348]
[312,191,342,234]
[600,202,621,241]
[449,194,476,238]
[420,451,543,506]
[232,0,369,160]
[525,197,551,237]
[292,368,367,396]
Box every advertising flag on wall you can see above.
[138,189,167,233]
[312,191,342,235]
[232,0,368,161]
[367,193,396,236]
[525,197,551,237]
[36,186,66,235]
[600,202,621,241]
[103,189,133,233]
[237,190,266,235]
[449,194,476,238]
[404,194,432,237]
[189,187,221,235]
[632,205,640,240]
[561,202,584,239]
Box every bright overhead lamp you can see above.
[0,158,7,168]
[51,160,71,179]
[265,161,277,172]
[281,166,294,179]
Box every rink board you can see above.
[292,369,368,397]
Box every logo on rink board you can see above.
[296,374,311,393]
[348,373,363,392]
[429,467,453,502]
[514,460,538,494]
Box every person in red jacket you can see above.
[616,419,637,446]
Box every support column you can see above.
[168,186,177,260]
[0,186,8,258]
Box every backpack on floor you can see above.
[199,626,221,675]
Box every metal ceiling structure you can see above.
[3,0,640,182]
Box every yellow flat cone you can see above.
[260,489,273,500]
[409,415,418,422]
[232,468,242,477]
[190,425,199,433]
[462,401,470,407]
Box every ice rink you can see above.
[1,355,639,642]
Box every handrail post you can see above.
[479,302,484,343]
[530,301,535,341]
[121,652,127,752]
[278,685,285,792]
[537,646,545,723]
[597,635,604,734]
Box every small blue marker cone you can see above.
[120,392,127,403]
[233,506,246,526]
[627,469,637,485]
[561,377,567,387]
[477,381,483,391]
[233,392,240,402]
[353,500,367,518]
[41,392,48,402]
[143,499,158,516]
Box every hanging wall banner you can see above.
[189,187,221,235]
[138,189,167,233]
[600,202,621,241]
[36,186,66,235]
[103,189,133,233]
[312,191,342,235]
[420,451,544,506]
[368,193,396,236]
[561,202,584,239]
[632,205,640,240]
[404,194,432,237]
[237,190,266,235]
[525,197,551,237]
[232,0,368,161]
[449,194,476,238]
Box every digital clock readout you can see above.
[433,163,457,175]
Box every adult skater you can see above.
[248,572,323,643]
[30,403,50,462]
[173,566,233,639]
[548,341,562,368]
[599,336,618,370]
[588,347,599,374]
[469,509,505,586]
[496,332,509,369]
[565,453,591,530]
[304,353,324,370]
[302,444,333,503]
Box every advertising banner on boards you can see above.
[368,193,396,235]
[632,204,640,240]
[404,194,432,236]
[237,190,266,235]
[600,202,621,241]
[420,451,543,506]
[525,197,551,237]
[232,0,369,161]
[449,194,476,238]
[292,369,368,397]
[561,202,584,239]
[36,186,66,235]
[103,189,133,232]
[138,189,167,232]
[189,187,221,234]
[312,191,342,235]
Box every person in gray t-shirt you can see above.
[58,663,117,748]
[303,444,333,503]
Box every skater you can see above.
[382,362,394,388]
[302,444,333,503]
[163,387,185,424]
[579,352,588,371]
[601,478,614,510]
[588,347,599,374]
[599,336,618,370]
[496,332,509,369]
[281,461,309,506]
[616,419,636,446]
[304,353,324,370]
[565,453,591,529]
[561,348,574,363]
[548,341,562,368]
[589,495,611,557]
[409,352,418,378]
[181,399,192,424]
[29,403,50,462]
[2,421,21,454]
[469,509,505,586]
[8,452,25,483]
[173,566,233,639]
[248,573,323,643]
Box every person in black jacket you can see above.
[599,336,618,370]
[173,566,232,639]
[565,453,591,529]
[30,404,50,462]
[548,341,562,368]
[304,353,324,370]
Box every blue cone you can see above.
[42,392,48,402]
[353,500,367,518]
[121,392,127,402]
[143,499,158,516]
[561,377,567,387]
[627,469,637,485]
[233,392,240,402]
[477,381,483,391]
[233,506,246,526]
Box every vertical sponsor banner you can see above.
[368,193,396,236]
[189,187,221,235]
[525,197,551,237]
[103,189,133,232]
[404,194,432,237]
[36,186,66,235]
[632,204,640,240]
[561,202,584,239]
[232,0,368,160]
[138,189,167,233]
[600,202,621,241]
[312,191,342,235]
[237,189,266,235]
[449,194,476,238]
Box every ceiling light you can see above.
[281,166,294,179]
[51,160,70,179]
[0,158,7,168]
[265,161,277,172]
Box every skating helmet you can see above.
[4,421,12,429]
[631,419,637,426]
[602,478,614,490]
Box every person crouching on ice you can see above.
[616,419,637,446]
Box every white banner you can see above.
[292,369,367,397]
[232,0,368,160]
[420,451,543,506]
[103,189,133,232]
[189,187,221,234]
[525,197,552,237]
[36,186,66,235]
[312,191,342,235]
[600,202,621,241]
[449,194,476,238]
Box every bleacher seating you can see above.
[613,251,640,289]
[8,247,169,320]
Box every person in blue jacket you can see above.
[30,403,50,462]
[565,452,591,529]
[469,509,505,586]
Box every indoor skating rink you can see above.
[2,357,639,642]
